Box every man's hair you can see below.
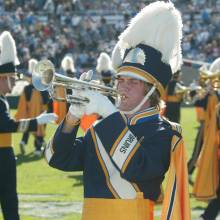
[144,82,160,107]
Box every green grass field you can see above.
[0,107,209,220]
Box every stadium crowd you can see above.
[0,0,220,72]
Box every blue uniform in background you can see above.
[0,95,38,220]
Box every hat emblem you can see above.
[124,48,146,66]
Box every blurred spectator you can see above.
[0,0,219,73]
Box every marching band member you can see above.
[0,31,57,220]
[96,52,115,104]
[163,70,184,123]
[15,59,51,156]
[61,55,77,79]
[193,57,220,220]
[188,95,208,180]
[45,2,190,220]
[53,55,76,124]
[96,52,115,87]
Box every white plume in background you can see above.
[96,52,112,73]
[209,57,220,73]
[117,1,183,73]
[28,58,38,74]
[0,31,20,65]
[111,42,123,70]
[61,55,76,72]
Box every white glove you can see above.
[82,90,118,118]
[67,70,94,119]
[68,103,85,119]
[79,70,93,81]
[36,113,58,125]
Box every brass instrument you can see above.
[174,82,207,105]
[199,68,220,90]
[32,60,119,104]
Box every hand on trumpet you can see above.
[68,71,94,119]
[69,90,117,119]
[82,90,118,118]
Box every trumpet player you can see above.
[45,2,190,220]
[15,59,51,156]
[188,63,219,180]
[193,57,220,220]
[0,31,57,220]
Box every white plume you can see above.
[209,57,220,73]
[0,31,20,65]
[28,58,38,74]
[61,55,75,72]
[96,52,112,73]
[111,42,123,70]
[118,1,183,73]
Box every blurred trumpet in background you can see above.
[174,82,207,105]
[32,60,119,105]
[175,67,220,105]
[199,68,220,90]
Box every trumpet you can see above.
[174,82,207,104]
[32,60,119,104]
[199,69,220,90]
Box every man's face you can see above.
[0,74,16,95]
[116,76,147,111]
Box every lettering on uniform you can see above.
[112,130,138,170]
[120,133,135,154]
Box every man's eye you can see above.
[130,80,139,84]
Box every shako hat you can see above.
[61,55,76,73]
[0,31,20,75]
[112,1,183,96]
[96,52,113,80]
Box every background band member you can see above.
[53,55,76,124]
[164,70,183,123]
[15,59,51,156]
[96,52,115,104]
[188,95,208,181]
[96,52,114,87]
[0,31,57,220]
[193,57,220,220]
[44,2,190,220]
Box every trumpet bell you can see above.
[32,59,119,104]
[32,60,55,91]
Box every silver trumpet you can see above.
[32,60,119,104]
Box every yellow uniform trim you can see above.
[90,127,120,198]
[110,127,129,156]
[82,194,154,220]
[117,66,164,95]
[121,141,141,173]
[131,182,140,192]
[166,95,182,102]
[0,133,12,147]
[130,108,159,125]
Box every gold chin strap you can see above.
[120,85,156,115]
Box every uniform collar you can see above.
[122,106,160,125]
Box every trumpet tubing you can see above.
[32,60,119,104]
